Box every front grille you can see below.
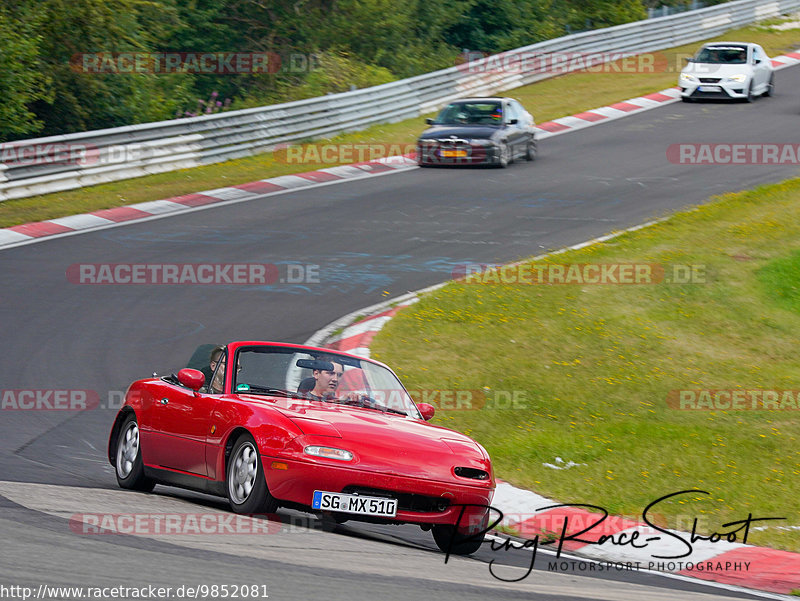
[699,78,721,83]
[341,486,450,513]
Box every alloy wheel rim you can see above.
[116,423,139,478]
[229,442,258,504]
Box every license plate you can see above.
[440,149,467,158]
[698,85,721,92]
[312,490,398,517]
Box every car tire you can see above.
[226,433,278,514]
[496,143,510,168]
[764,74,775,97]
[432,524,485,555]
[745,82,755,103]
[524,138,537,161]
[681,96,693,103]
[115,414,155,492]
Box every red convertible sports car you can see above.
[108,341,495,554]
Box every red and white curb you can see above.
[0,156,416,250]
[3,50,797,252]
[306,240,800,597]
[535,87,682,138]
[771,51,800,70]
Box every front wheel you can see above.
[432,524,485,555]
[745,82,755,103]
[496,143,510,168]
[115,415,155,492]
[226,433,278,514]
[525,138,537,161]
[764,74,775,97]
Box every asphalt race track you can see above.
[2,66,800,600]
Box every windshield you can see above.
[229,345,421,418]
[434,101,503,125]
[694,46,747,64]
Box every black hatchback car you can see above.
[417,97,536,167]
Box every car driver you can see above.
[307,361,345,400]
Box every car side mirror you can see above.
[754,58,761,64]
[178,368,205,391]
[417,402,435,421]
[684,57,693,63]
[425,118,434,125]
[509,118,518,125]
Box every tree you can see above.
[0,4,52,139]
[11,0,194,138]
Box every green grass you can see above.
[2,19,800,228]
[757,249,800,314]
[371,177,800,553]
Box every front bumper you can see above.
[263,455,495,530]
[417,143,500,166]
[680,79,749,100]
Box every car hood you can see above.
[274,401,492,483]
[682,62,752,79]
[418,125,501,142]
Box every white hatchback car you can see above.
[679,42,774,102]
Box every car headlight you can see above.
[304,445,353,461]
[726,74,747,82]
[680,73,697,83]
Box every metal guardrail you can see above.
[0,0,796,201]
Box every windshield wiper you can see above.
[239,384,305,399]
[376,405,408,416]
[335,395,408,416]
